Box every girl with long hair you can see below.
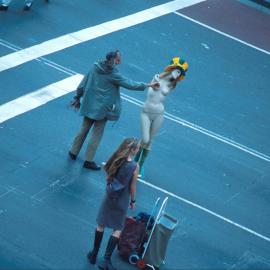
[87,138,140,270]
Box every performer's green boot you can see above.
[134,146,143,163]
[135,146,150,178]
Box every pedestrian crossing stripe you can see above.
[0,74,83,124]
[0,0,206,72]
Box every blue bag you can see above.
[106,177,125,200]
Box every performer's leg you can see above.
[149,114,164,142]
[137,146,150,172]
[138,114,164,174]
[135,112,153,177]
[140,111,151,146]
[135,112,151,163]
[70,117,93,157]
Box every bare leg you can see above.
[141,112,164,149]
[140,111,151,147]
[136,113,164,175]
[136,112,152,175]
[149,113,164,146]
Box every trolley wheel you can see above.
[129,252,139,265]
[136,259,146,269]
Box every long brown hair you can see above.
[104,138,140,181]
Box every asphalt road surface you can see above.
[0,0,270,269]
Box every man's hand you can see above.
[69,96,81,111]
[148,81,160,90]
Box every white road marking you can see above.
[0,187,16,198]
[0,0,206,72]
[138,178,270,243]
[121,93,270,163]
[174,11,270,55]
[0,74,83,124]
[0,79,269,245]
[0,0,269,243]
[1,76,270,165]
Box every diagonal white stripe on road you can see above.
[0,77,269,243]
[1,72,269,164]
[139,178,270,243]
[120,93,270,163]
[0,74,83,123]
[1,76,270,242]
[0,0,205,72]
[174,11,270,55]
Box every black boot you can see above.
[98,235,119,270]
[68,151,77,160]
[0,5,8,11]
[87,230,104,264]
[83,161,101,170]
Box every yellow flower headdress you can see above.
[164,57,189,81]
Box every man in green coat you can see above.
[69,50,159,170]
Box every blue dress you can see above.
[96,160,137,230]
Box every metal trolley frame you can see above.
[128,196,176,269]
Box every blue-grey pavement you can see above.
[0,0,270,269]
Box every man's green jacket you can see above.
[76,60,147,121]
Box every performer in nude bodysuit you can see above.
[135,57,189,176]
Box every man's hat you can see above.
[164,57,189,81]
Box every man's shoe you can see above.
[83,161,101,170]
[0,5,8,11]
[23,3,32,10]
[68,151,77,160]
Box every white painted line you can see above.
[0,0,205,72]
[0,187,16,198]
[3,38,269,164]
[0,77,269,243]
[174,11,270,55]
[31,187,49,199]
[164,113,270,162]
[1,77,269,164]
[138,178,270,242]
[121,93,270,163]
[0,74,83,123]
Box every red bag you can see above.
[118,217,146,259]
